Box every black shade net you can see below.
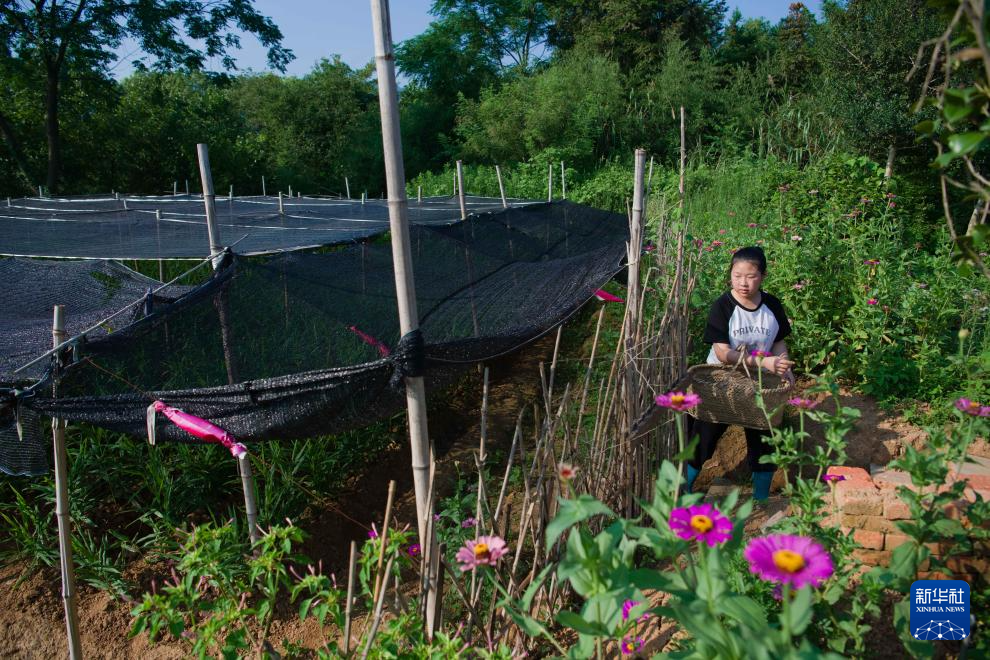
[3,201,627,471]
[0,194,532,259]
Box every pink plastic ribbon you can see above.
[152,401,247,458]
[348,325,391,357]
[594,289,625,303]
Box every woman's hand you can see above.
[762,355,794,375]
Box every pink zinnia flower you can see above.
[867,298,878,306]
[888,201,896,208]
[669,503,732,547]
[751,349,771,358]
[655,391,701,412]
[744,534,834,589]
[461,517,477,529]
[822,474,845,483]
[955,398,989,417]
[747,222,758,228]
[711,240,724,247]
[791,235,803,242]
[367,524,379,539]
[694,238,704,248]
[620,636,644,655]
[863,259,880,265]
[455,536,508,571]
[558,462,578,482]
[622,599,652,622]
[407,543,421,557]
[787,397,817,410]
[719,229,727,234]
[886,192,896,199]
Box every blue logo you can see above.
[910,579,970,640]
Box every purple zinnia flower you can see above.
[787,397,817,410]
[747,222,758,228]
[863,259,880,266]
[669,503,732,547]
[367,524,379,539]
[461,517,477,529]
[867,298,878,306]
[407,543,421,558]
[751,349,771,358]
[822,474,846,483]
[955,398,990,417]
[455,536,508,571]
[622,599,652,622]
[655,391,701,412]
[744,534,834,589]
[620,636,644,655]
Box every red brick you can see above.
[841,513,898,533]
[835,481,882,515]
[960,473,990,491]
[884,533,914,551]
[852,549,892,566]
[820,513,840,528]
[828,466,873,484]
[852,529,884,550]
[871,469,919,492]
[943,556,990,575]
[883,496,912,520]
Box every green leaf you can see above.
[545,495,615,550]
[556,610,609,636]
[298,597,312,621]
[947,131,985,155]
[718,595,768,630]
[781,586,813,636]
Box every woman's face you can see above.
[730,259,765,298]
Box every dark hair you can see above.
[729,246,767,274]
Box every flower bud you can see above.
[959,328,971,340]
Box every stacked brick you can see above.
[820,463,990,580]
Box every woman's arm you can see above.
[713,341,795,379]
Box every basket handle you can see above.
[733,342,754,380]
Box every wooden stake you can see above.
[372,480,397,604]
[456,160,467,220]
[560,161,566,199]
[229,184,233,201]
[278,191,284,215]
[52,306,82,660]
[345,177,351,199]
[547,163,553,201]
[343,540,357,653]
[495,165,507,208]
[185,179,189,195]
[359,556,395,660]
[371,0,434,547]
[417,185,422,204]
[288,184,293,198]
[262,176,266,197]
[173,181,178,196]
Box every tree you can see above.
[546,0,727,80]
[0,1,292,192]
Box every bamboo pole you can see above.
[417,185,422,204]
[547,163,553,202]
[495,165,508,208]
[371,0,434,545]
[155,210,165,283]
[173,181,178,196]
[278,191,284,215]
[343,540,358,653]
[239,456,260,545]
[288,184,293,198]
[456,160,467,220]
[372,480,397,604]
[262,176,266,197]
[52,306,82,660]
[196,144,222,266]
[560,161,566,199]
[346,177,351,199]
[185,179,189,195]
[679,107,686,214]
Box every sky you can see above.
[110,1,824,79]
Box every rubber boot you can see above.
[752,471,773,501]
[685,464,700,494]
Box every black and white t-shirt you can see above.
[704,291,791,364]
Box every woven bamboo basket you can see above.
[684,363,789,430]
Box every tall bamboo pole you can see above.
[495,165,508,208]
[52,306,82,660]
[547,163,553,201]
[624,150,646,509]
[370,0,434,545]
[196,144,222,266]
[456,160,467,220]
[560,161,566,199]
[346,177,351,199]
[679,106,686,214]
[197,143,259,545]
[262,176,267,197]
